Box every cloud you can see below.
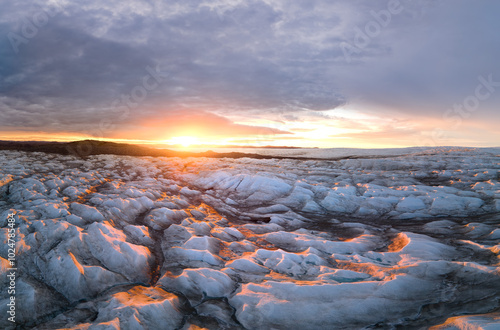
[336,1,500,121]
[0,0,349,132]
[109,110,292,140]
[0,0,499,146]
[331,125,420,140]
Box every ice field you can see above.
[0,147,499,329]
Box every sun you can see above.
[168,136,200,148]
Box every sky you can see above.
[1,0,499,148]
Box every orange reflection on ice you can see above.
[69,252,84,275]
[387,233,410,252]
[113,286,177,306]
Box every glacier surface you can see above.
[0,147,499,329]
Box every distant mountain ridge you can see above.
[0,140,282,159]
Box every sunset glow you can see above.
[1,2,499,149]
[166,136,200,148]
[2,2,500,329]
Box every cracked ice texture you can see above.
[0,147,498,329]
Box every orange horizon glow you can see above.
[2,106,500,150]
[2,129,499,150]
[164,136,200,148]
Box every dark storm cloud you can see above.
[336,0,500,122]
[1,0,499,136]
[0,0,350,133]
